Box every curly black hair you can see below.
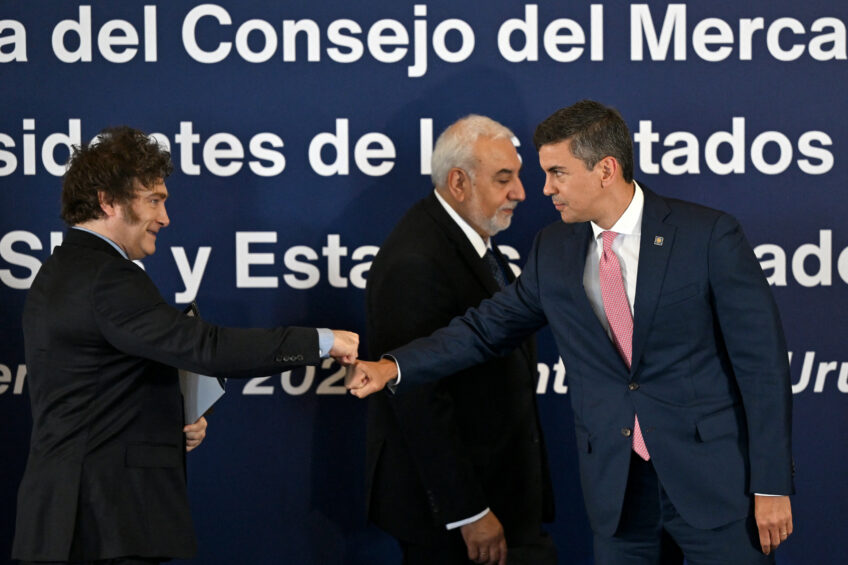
[61,126,174,225]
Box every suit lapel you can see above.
[424,193,543,368]
[424,194,502,296]
[631,188,675,375]
[563,223,623,356]
[561,223,594,316]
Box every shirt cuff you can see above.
[317,328,334,358]
[446,508,490,530]
[381,354,401,393]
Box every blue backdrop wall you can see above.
[1,1,846,563]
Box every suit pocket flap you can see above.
[658,284,698,308]
[696,405,740,442]
[125,443,180,468]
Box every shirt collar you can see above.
[433,189,490,258]
[590,181,644,241]
[71,226,129,259]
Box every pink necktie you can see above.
[599,231,650,461]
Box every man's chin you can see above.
[493,215,512,233]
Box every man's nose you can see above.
[159,204,170,227]
[511,178,526,202]
[542,177,554,196]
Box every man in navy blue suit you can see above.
[347,100,794,564]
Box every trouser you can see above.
[593,454,774,565]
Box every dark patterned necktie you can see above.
[484,248,508,289]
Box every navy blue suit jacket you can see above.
[390,187,794,535]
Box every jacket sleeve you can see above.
[91,259,320,377]
[708,213,794,495]
[390,231,548,387]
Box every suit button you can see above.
[296,355,303,361]
[628,382,639,391]
[621,428,632,437]
[275,354,283,362]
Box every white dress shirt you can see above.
[433,189,490,258]
[583,183,644,332]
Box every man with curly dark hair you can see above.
[12,126,359,565]
[59,126,177,261]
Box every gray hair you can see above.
[431,115,515,188]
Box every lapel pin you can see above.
[654,236,664,246]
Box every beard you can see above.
[481,208,512,236]
[466,197,515,237]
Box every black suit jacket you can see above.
[365,193,554,546]
[389,187,794,536]
[13,229,320,561]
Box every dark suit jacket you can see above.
[389,187,794,536]
[365,194,553,546]
[13,229,320,561]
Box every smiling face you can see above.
[460,135,526,238]
[110,179,170,260]
[538,138,609,225]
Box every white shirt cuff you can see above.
[316,328,334,358]
[381,354,401,393]
[446,508,490,530]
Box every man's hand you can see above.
[329,330,359,365]
[184,416,208,452]
[344,359,399,398]
[460,511,507,565]
[754,495,793,555]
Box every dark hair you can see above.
[533,100,634,183]
[61,126,173,225]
